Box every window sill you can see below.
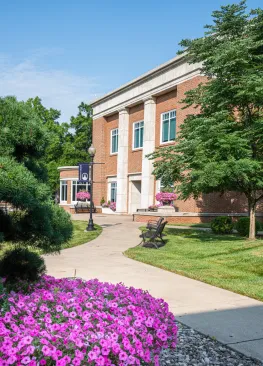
[110,152,118,156]
[132,147,143,152]
[160,141,176,146]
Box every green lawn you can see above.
[0,221,102,254]
[125,228,263,301]
[61,220,102,249]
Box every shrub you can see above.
[235,217,261,237]
[100,196,106,205]
[211,216,234,234]
[0,248,46,283]
[0,276,177,365]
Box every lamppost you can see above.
[86,144,96,231]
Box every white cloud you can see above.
[0,50,100,121]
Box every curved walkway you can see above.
[45,214,263,362]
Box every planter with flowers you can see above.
[148,204,158,212]
[76,190,90,202]
[102,200,117,214]
[155,192,177,213]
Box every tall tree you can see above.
[149,1,263,239]
[0,96,73,252]
[28,98,92,194]
[69,102,93,154]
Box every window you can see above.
[111,128,118,154]
[133,121,144,149]
[60,180,67,202]
[72,181,90,202]
[161,110,176,143]
[160,179,174,192]
[110,182,117,202]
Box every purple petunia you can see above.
[0,275,177,365]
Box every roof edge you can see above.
[90,53,186,106]
[57,166,78,171]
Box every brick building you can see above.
[59,54,257,220]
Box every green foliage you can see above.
[211,216,234,234]
[100,197,106,205]
[148,1,263,239]
[0,248,46,283]
[70,102,93,155]
[27,98,92,193]
[235,217,261,237]
[0,97,73,253]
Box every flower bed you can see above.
[0,276,177,365]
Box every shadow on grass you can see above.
[165,228,247,242]
[164,228,263,259]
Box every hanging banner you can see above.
[78,163,90,183]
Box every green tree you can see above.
[0,96,73,252]
[69,102,93,155]
[27,98,92,194]
[149,1,263,239]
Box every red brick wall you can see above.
[93,117,107,206]
[155,89,178,148]
[128,103,143,173]
[105,113,118,177]
[60,169,78,179]
[133,213,263,224]
[59,169,79,205]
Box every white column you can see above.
[116,107,129,213]
[141,97,156,208]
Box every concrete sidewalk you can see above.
[45,214,263,362]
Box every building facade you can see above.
[59,54,255,217]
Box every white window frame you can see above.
[156,179,174,202]
[110,128,118,155]
[71,180,90,204]
[132,120,144,150]
[60,180,68,203]
[160,109,176,145]
[108,181,117,203]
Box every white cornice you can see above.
[57,166,78,171]
[90,54,187,107]
[92,60,202,120]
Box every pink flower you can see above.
[76,191,90,201]
[0,275,177,365]
[119,351,128,361]
[42,345,51,357]
[21,356,31,364]
[155,191,177,205]
[88,351,97,361]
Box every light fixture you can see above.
[88,144,96,157]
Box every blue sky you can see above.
[0,0,261,120]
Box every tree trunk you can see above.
[248,201,256,240]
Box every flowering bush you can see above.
[109,202,116,212]
[76,191,90,201]
[155,192,177,206]
[0,276,177,365]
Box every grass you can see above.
[125,228,263,301]
[0,221,102,255]
[61,221,102,249]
